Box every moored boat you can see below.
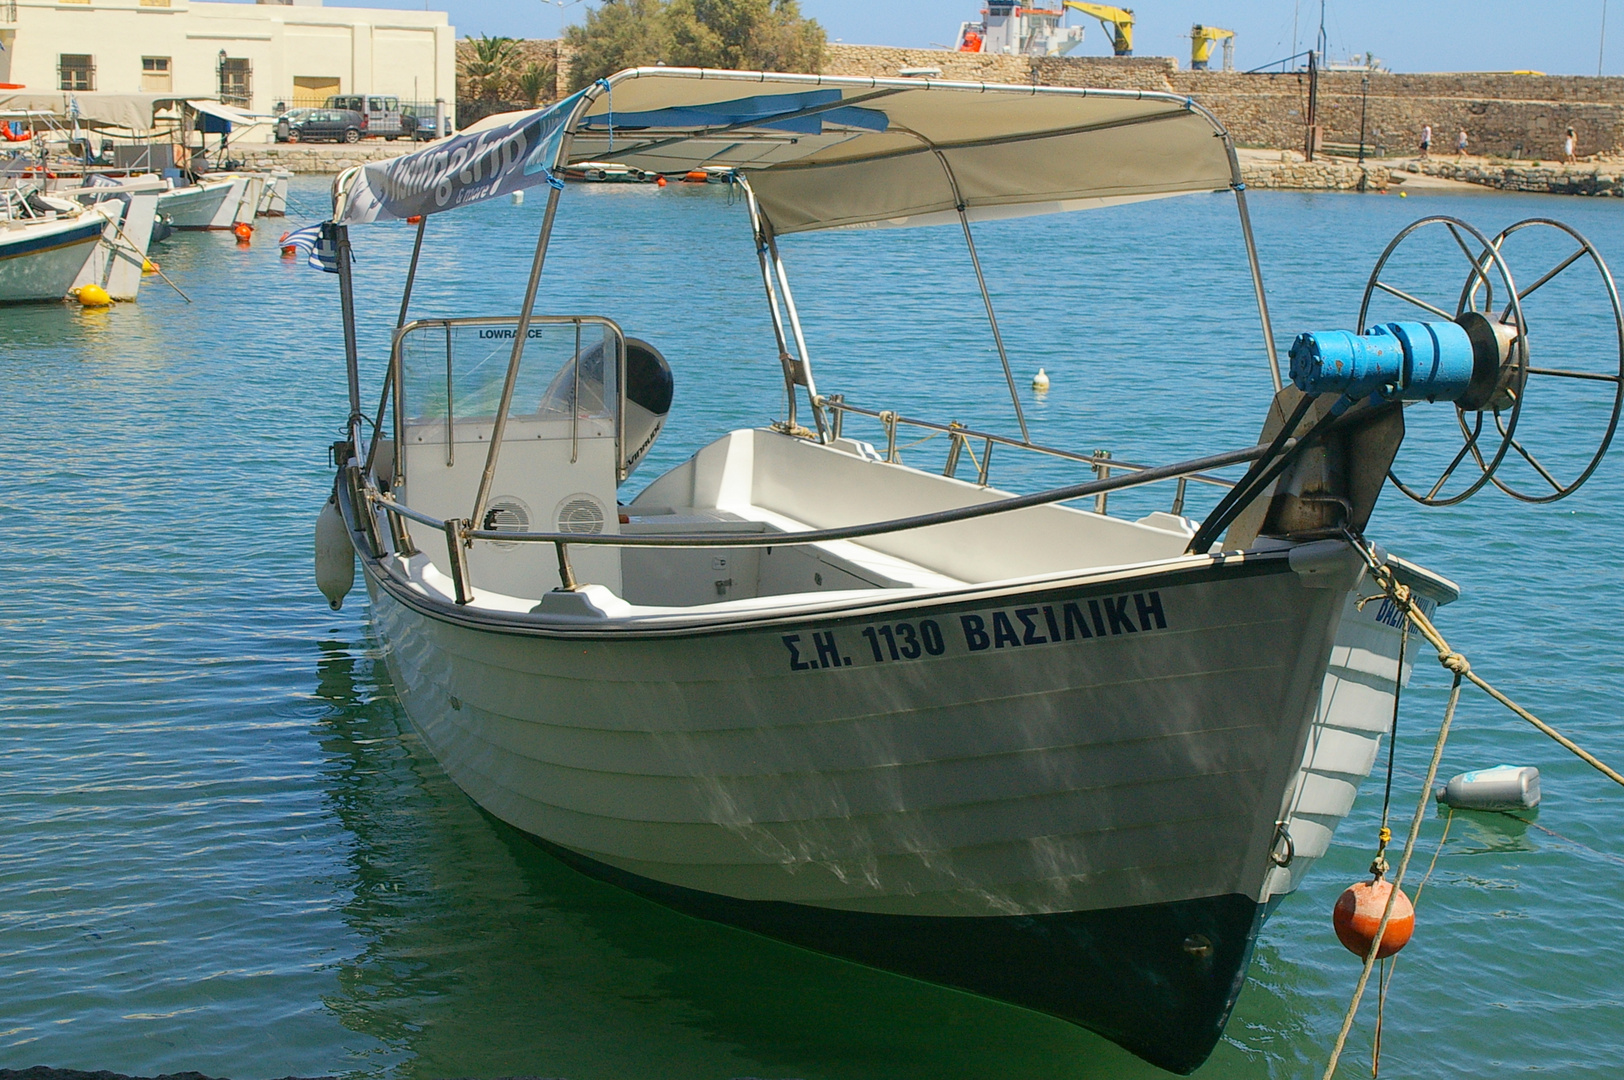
[157,174,243,229]
[0,187,116,302]
[307,69,1623,1073]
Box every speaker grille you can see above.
[482,498,531,547]
[556,495,606,535]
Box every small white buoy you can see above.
[1436,765,1540,811]
[1032,368,1050,392]
[315,495,355,611]
[510,190,525,206]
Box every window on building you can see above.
[58,54,94,91]
[219,57,251,106]
[141,56,171,93]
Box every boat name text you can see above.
[781,591,1168,672]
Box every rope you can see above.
[1321,532,1624,1077]
[1370,808,1453,1079]
[1344,534,1624,791]
[1320,671,1464,1080]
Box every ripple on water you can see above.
[1,179,1621,1079]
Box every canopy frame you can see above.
[332,69,1287,503]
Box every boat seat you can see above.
[738,504,969,590]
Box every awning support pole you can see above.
[334,223,365,458]
[935,152,1030,444]
[739,175,800,431]
[364,213,426,480]
[471,181,563,530]
[764,224,828,442]
[1234,185,1283,392]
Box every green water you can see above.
[1,178,1621,1078]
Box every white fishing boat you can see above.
[311,70,1623,1072]
[61,173,165,301]
[257,168,291,217]
[0,187,118,302]
[157,174,243,230]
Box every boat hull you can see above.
[157,178,238,229]
[538,830,1262,1075]
[0,216,105,302]
[362,547,1355,1072]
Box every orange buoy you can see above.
[406,214,423,224]
[1333,878,1414,959]
[682,170,709,183]
[655,175,667,187]
[233,221,254,241]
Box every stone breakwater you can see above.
[235,143,405,173]
[1408,157,1624,196]
[1238,151,1392,192]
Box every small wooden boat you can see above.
[310,69,1622,1073]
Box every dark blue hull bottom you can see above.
[528,833,1265,1074]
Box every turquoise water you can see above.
[2,177,1622,1079]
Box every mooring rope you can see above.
[1371,808,1454,1078]
[1347,536,1624,792]
[1321,535,1624,1078]
[1320,666,1464,1080]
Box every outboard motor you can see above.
[622,337,673,479]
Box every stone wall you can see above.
[822,44,1624,161]
[1170,70,1624,160]
[236,144,407,173]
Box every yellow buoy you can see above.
[142,259,157,274]
[1400,191,1408,198]
[75,283,112,307]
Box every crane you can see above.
[1190,24,1236,71]
[1062,3,1135,57]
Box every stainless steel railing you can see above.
[819,394,1236,517]
[361,438,1280,606]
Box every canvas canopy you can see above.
[187,100,261,126]
[332,68,1237,233]
[0,92,200,131]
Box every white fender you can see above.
[315,495,355,610]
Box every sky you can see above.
[340,0,1620,76]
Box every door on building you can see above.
[292,76,340,110]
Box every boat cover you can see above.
[0,92,201,132]
[332,68,1236,233]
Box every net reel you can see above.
[1353,215,1624,506]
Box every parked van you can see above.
[323,95,416,141]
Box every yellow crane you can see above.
[1062,3,1135,56]
[1190,24,1236,71]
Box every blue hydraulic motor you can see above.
[1288,316,1510,407]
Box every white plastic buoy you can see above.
[1436,765,1540,811]
[510,190,525,206]
[315,495,355,611]
[1032,368,1050,392]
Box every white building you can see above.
[0,0,456,115]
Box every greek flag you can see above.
[280,222,341,274]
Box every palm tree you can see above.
[516,61,557,106]
[461,35,520,101]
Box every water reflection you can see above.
[306,636,1218,1080]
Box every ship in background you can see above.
[955,2,1137,58]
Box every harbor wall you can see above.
[824,44,1624,162]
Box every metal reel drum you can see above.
[1358,215,1529,507]
[1469,218,1624,503]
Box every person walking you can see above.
[1420,123,1432,159]
[1564,126,1577,163]
[1455,127,1469,157]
